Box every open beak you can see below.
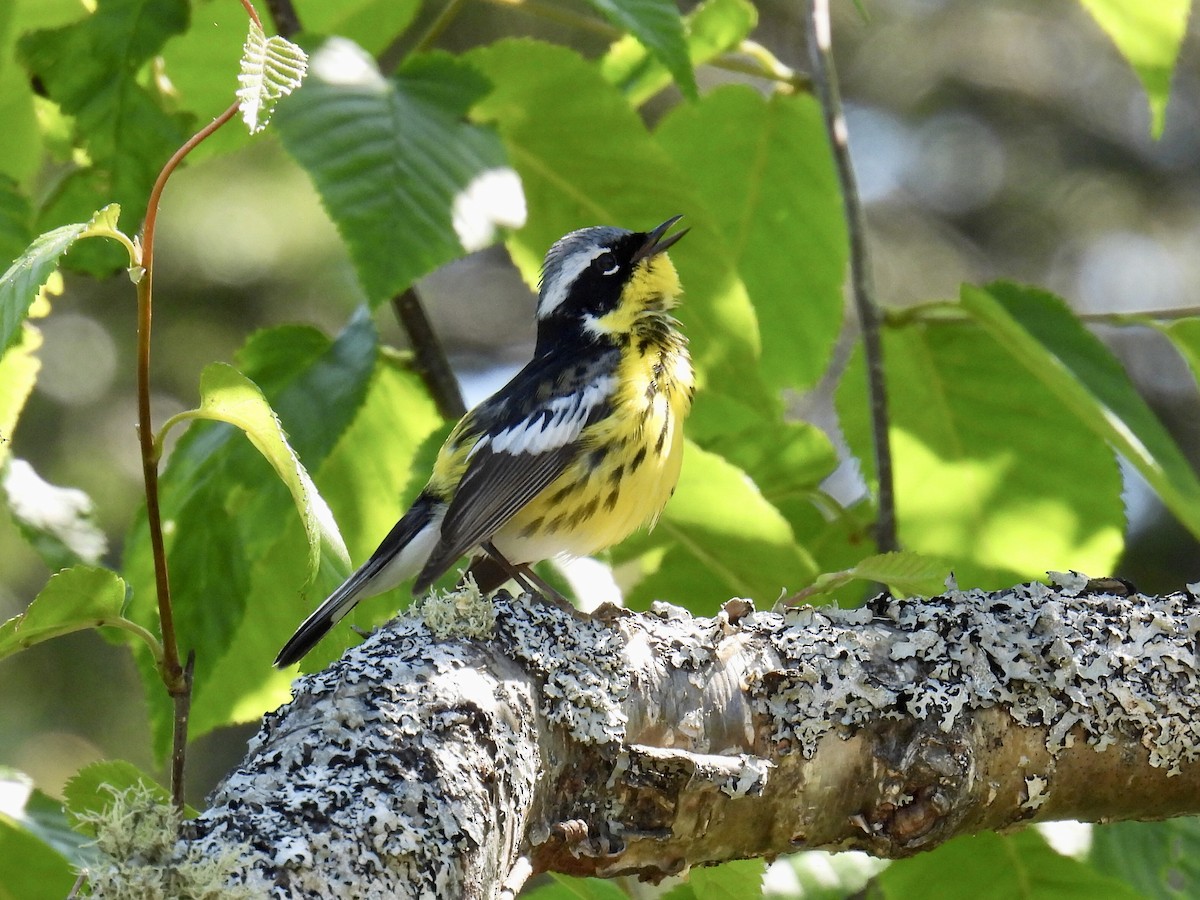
[631,215,688,263]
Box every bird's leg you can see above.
[479,541,571,608]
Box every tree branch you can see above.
[164,578,1200,894]
[390,287,467,420]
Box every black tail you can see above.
[273,493,445,668]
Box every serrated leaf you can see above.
[585,0,695,98]
[962,283,1200,546]
[1091,817,1200,899]
[186,361,349,577]
[656,86,846,393]
[0,204,131,352]
[601,0,755,105]
[0,222,87,354]
[17,0,191,273]
[467,39,775,429]
[880,829,1142,899]
[793,551,951,605]
[1078,0,1188,138]
[523,874,630,900]
[0,566,136,660]
[237,20,307,134]
[3,458,107,569]
[837,310,1125,589]
[0,322,41,471]
[663,859,767,899]
[182,349,443,739]
[123,313,379,753]
[274,39,520,303]
[62,760,188,833]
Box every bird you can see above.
[274,216,694,667]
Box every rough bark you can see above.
[178,576,1200,897]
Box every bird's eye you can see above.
[593,251,619,276]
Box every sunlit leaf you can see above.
[237,20,307,134]
[17,0,190,272]
[184,361,350,577]
[274,39,520,303]
[880,829,1142,899]
[790,551,951,605]
[0,767,91,868]
[1078,0,1188,138]
[656,86,846,393]
[663,859,766,899]
[0,566,142,660]
[0,322,40,471]
[601,0,748,103]
[962,283,1200,546]
[838,310,1125,590]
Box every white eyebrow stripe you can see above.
[538,245,610,319]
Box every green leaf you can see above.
[626,441,817,612]
[3,458,107,569]
[1157,318,1200,389]
[879,829,1143,899]
[663,859,766,899]
[0,175,33,264]
[17,0,191,272]
[837,310,1125,590]
[962,283,1200,546]
[0,566,141,660]
[1091,817,1200,899]
[123,314,381,751]
[468,39,775,428]
[274,40,518,304]
[0,812,77,900]
[0,204,132,353]
[183,361,350,578]
[790,551,951,605]
[294,0,422,57]
[586,0,695,98]
[62,760,187,833]
[656,86,846,393]
[522,874,629,899]
[0,767,91,868]
[0,321,41,471]
[601,0,752,104]
[1078,0,1188,138]
[184,349,443,739]
[237,20,307,134]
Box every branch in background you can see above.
[391,287,467,420]
[804,0,897,553]
[153,579,1200,893]
[263,0,302,38]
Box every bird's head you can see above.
[535,216,687,350]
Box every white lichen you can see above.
[417,576,496,640]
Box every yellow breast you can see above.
[497,325,694,562]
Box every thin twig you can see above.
[170,651,196,809]
[138,100,240,809]
[262,0,301,37]
[804,0,896,553]
[391,287,467,419]
[412,0,471,54]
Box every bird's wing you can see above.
[414,349,619,590]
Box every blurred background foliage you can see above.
[1,0,1200,896]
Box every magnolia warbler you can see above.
[275,217,694,667]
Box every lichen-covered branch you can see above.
[174,577,1200,896]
